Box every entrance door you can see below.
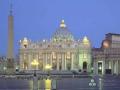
[98,62,102,74]
[83,62,87,72]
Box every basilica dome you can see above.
[52,20,74,42]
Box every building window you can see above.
[52,52,56,59]
[83,53,87,59]
[67,52,70,59]
[98,62,102,74]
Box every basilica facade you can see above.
[19,20,92,72]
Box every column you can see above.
[102,60,105,75]
[118,61,120,74]
[62,53,65,70]
[108,61,111,69]
[113,61,116,74]
[94,60,97,75]
[57,53,59,70]
[26,54,29,70]
[20,54,23,70]
[105,60,107,69]
[116,60,119,75]
[71,53,74,70]
[111,60,113,75]
[50,53,52,68]
[36,54,39,70]
[45,53,47,65]
[65,53,67,70]
[28,53,31,70]
[43,53,45,71]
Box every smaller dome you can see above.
[83,36,90,45]
[23,37,28,45]
[20,37,29,48]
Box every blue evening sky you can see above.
[0,0,120,55]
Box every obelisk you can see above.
[7,1,14,73]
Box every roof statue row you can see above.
[20,20,90,48]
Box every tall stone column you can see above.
[45,53,47,65]
[94,60,97,75]
[20,54,23,70]
[113,61,116,74]
[36,54,39,70]
[62,53,65,70]
[71,53,74,70]
[50,53,52,68]
[28,54,31,70]
[65,53,67,70]
[57,54,59,70]
[103,60,105,75]
[43,53,45,71]
[111,60,113,75]
[118,61,120,74]
[116,60,118,75]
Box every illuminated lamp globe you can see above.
[45,64,52,70]
[31,59,39,66]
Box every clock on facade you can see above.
[103,40,110,48]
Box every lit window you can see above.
[83,53,87,59]
[67,52,70,59]
[52,52,56,59]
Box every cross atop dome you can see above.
[9,0,13,15]
[60,19,66,28]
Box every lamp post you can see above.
[31,59,39,90]
[45,64,57,90]
[91,67,94,74]
[99,78,103,90]
[3,66,7,74]
[89,79,96,88]
[45,64,53,90]
[45,64,52,78]
[31,59,39,76]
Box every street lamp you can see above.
[89,79,96,87]
[45,64,52,90]
[45,64,57,90]
[45,64,52,77]
[99,78,103,90]
[3,66,7,74]
[31,59,39,90]
[31,59,39,76]
[91,67,94,74]
[45,78,52,90]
